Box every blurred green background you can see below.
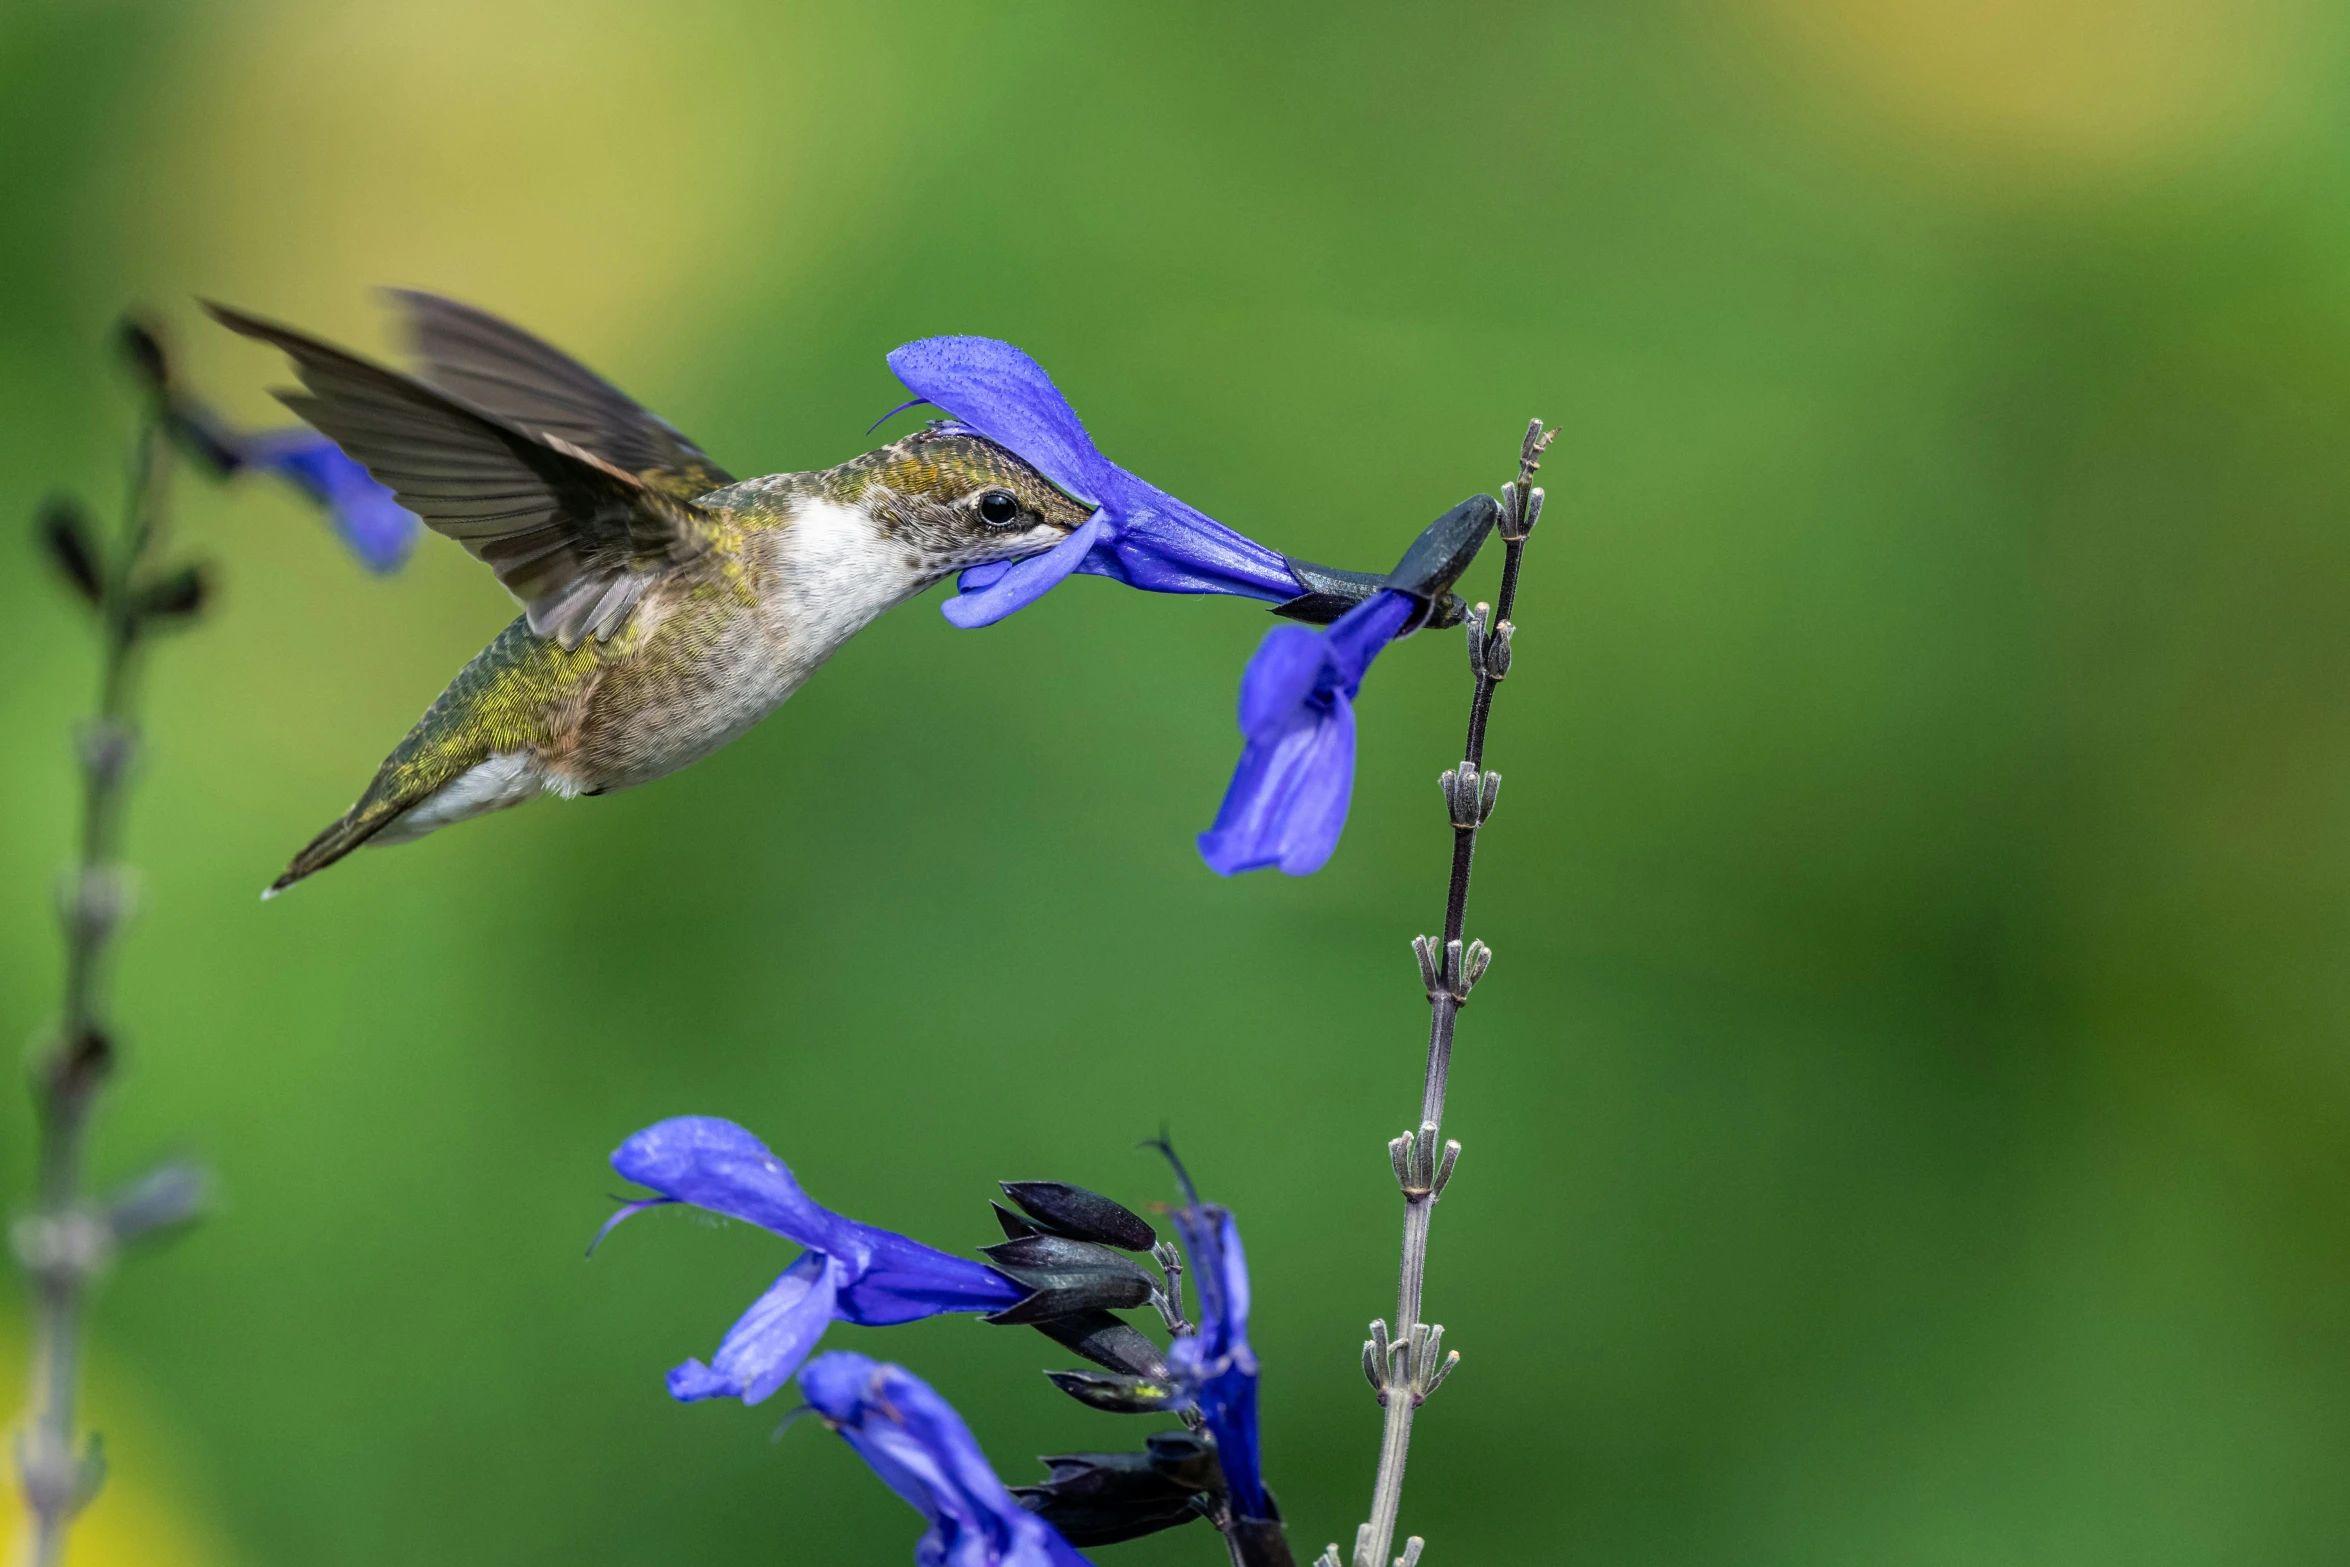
[5,1,2350,1562]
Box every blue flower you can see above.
[1198,588,1420,877]
[599,1117,1024,1405]
[800,1351,1096,1567]
[1165,1195,1272,1527]
[884,337,1304,628]
[240,429,422,573]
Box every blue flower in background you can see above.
[241,429,422,573]
[1198,588,1420,877]
[884,336,1304,628]
[1163,1181,1273,1529]
[163,392,420,574]
[801,1351,1097,1567]
[598,1117,1024,1404]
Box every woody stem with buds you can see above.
[1332,420,1553,1567]
[14,402,177,1567]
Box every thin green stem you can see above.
[17,412,173,1567]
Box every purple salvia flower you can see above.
[599,1117,1023,1404]
[1198,588,1419,877]
[236,429,421,573]
[800,1352,1096,1567]
[883,337,1303,627]
[1165,1193,1272,1528]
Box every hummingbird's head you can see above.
[841,431,1093,577]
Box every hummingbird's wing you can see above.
[384,290,734,501]
[207,303,719,649]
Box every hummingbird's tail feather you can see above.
[265,799,411,898]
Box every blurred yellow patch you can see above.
[0,1470,225,1567]
[128,0,852,397]
[0,1330,230,1567]
[1750,0,2310,175]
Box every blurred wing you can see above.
[387,290,735,500]
[205,303,718,649]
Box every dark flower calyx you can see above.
[39,498,104,606]
[134,564,211,625]
[1000,1181,1157,1251]
[119,316,171,394]
[1013,1433,1223,1546]
[980,1233,1158,1323]
[1272,494,1494,632]
[1044,1368,1185,1414]
[1387,493,1498,603]
[163,399,255,480]
[1272,560,1391,625]
[1033,1308,1169,1378]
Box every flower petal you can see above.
[1198,686,1357,877]
[801,1351,1096,1566]
[954,558,1017,594]
[833,1230,1026,1326]
[1234,624,1332,739]
[1167,1205,1269,1523]
[1323,589,1418,695]
[940,514,1108,629]
[668,1250,841,1405]
[610,1116,852,1255]
[1197,589,1418,877]
[1070,479,1300,604]
[892,336,1301,619]
[887,337,1108,505]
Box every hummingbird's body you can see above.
[212,295,1091,894]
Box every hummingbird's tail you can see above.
[263,797,412,899]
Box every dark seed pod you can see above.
[983,1233,1160,1290]
[1032,1308,1169,1378]
[981,1230,1159,1321]
[1014,1438,1220,1546]
[1044,1369,1185,1414]
[39,498,105,606]
[134,564,211,626]
[983,1277,1156,1325]
[990,1201,1046,1241]
[1001,1181,1157,1251]
[119,316,171,394]
[1141,1430,1222,1492]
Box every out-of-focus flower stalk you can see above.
[16,419,166,1567]
[14,322,216,1567]
[1326,420,1555,1567]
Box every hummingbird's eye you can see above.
[977,490,1021,527]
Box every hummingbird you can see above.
[210,294,1092,897]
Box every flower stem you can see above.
[15,411,173,1567]
[1336,420,1551,1567]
